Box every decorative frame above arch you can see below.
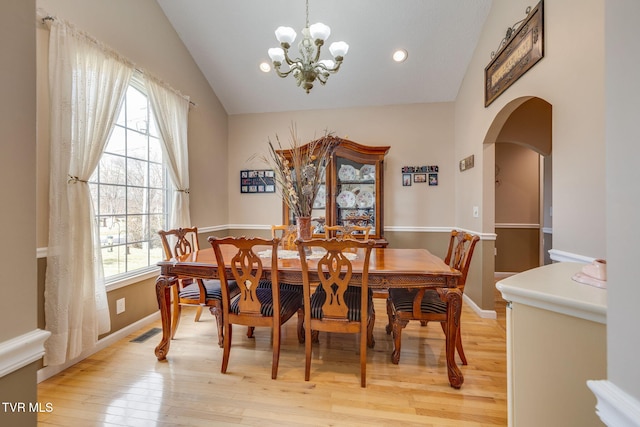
[484,1,544,107]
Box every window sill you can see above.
[105,268,160,292]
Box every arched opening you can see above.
[483,97,552,276]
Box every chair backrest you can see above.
[444,230,480,290]
[271,225,298,250]
[324,225,371,240]
[297,238,375,321]
[158,227,200,260]
[208,236,281,317]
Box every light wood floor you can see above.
[38,295,507,426]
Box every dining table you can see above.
[154,246,465,388]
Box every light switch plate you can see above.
[116,298,125,314]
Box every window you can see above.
[90,80,170,280]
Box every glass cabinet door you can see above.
[281,137,389,245]
[334,156,377,236]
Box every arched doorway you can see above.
[483,97,552,275]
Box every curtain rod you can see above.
[40,15,196,108]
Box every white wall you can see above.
[605,0,640,408]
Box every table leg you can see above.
[154,275,176,361]
[442,287,464,388]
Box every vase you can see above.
[296,216,312,255]
[296,216,312,241]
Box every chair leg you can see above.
[171,295,181,340]
[390,318,408,364]
[304,323,312,381]
[360,320,367,388]
[271,325,281,380]
[210,305,224,348]
[367,311,376,348]
[194,306,204,322]
[221,321,232,374]
[385,297,394,335]
[441,322,467,365]
[297,309,304,344]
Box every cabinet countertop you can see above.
[496,262,607,324]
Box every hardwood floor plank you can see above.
[39,298,507,426]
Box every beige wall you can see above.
[0,1,38,425]
[495,143,540,224]
[228,103,456,229]
[456,0,605,259]
[2,0,36,345]
[36,0,229,248]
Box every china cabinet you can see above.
[279,137,390,247]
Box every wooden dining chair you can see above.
[385,230,480,365]
[158,227,239,347]
[208,236,303,379]
[296,238,376,387]
[324,225,371,240]
[270,224,298,250]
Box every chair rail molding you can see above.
[204,224,498,240]
[548,249,595,264]
[0,329,51,378]
[587,380,640,427]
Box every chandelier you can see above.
[267,0,349,93]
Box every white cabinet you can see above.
[497,263,607,427]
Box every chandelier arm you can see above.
[281,45,301,67]
[330,60,343,73]
[313,40,324,64]
[273,64,297,78]
[316,72,329,85]
[315,59,343,74]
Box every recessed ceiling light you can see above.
[259,62,271,73]
[392,49,408,63]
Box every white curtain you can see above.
[145,76,192,228]
[45,20,133,366]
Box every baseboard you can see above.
[37,311,160,383]
[588,380,640,427]
[463,294,497,319]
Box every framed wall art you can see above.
[484,1,544,107]
[240,169,276,193]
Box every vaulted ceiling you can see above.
[157,0,492,115]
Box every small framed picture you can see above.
[414,173,427,183]
[428,173,438,186]
[402,173,412,186]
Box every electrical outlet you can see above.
[473,206,479,218]
[116,298,125,314]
